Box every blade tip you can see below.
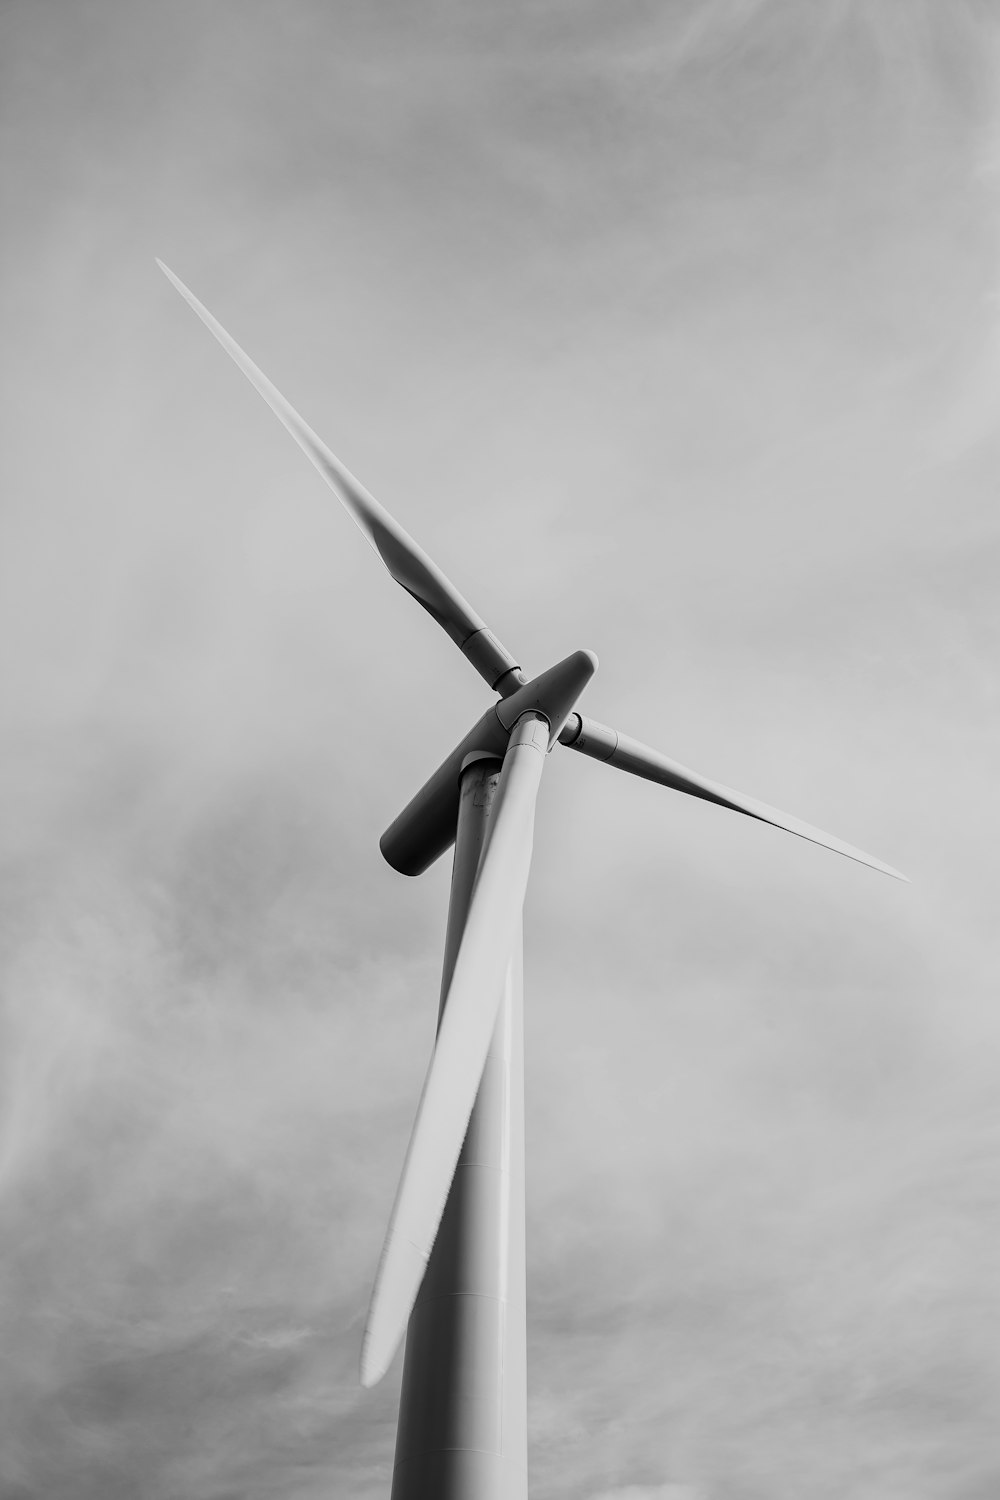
[856,850,908,883]
[840,851,909,883]
[359,1318,393,1388]
[156,258,195,305]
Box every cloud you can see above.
[2,1,1000,1496]
[589,1487,701,1500]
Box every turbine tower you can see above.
[158,260,905,1500]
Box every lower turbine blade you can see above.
[360,713,549,1387]
[560,714,907,881]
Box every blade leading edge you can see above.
[360,712,549,1388]
[156,260,523,693]
[560,714,907,881]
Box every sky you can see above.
[1,0,999,1496]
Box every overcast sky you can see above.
[2,2,999,1497]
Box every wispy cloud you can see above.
[2,1,999,1496]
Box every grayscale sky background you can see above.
[1,2,998,1497]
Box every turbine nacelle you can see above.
[380,649,598,877]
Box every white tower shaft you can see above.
[391,758,528,1500]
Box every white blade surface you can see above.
[360,714,548,1387]
[562,715,907,881]
[156,260,522,691]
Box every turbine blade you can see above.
[361,713,548,1387]
[560,714,907,881]
[156,260,523,693]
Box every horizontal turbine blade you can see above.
[560,714,907,881]
[361,712,549,1388]
[156,260,524,693]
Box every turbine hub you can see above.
[493,649,598,748]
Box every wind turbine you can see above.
[158,259,906,1500]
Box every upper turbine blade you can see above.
[560,714,907,881]
[156,260,523,693]
[360,712,549,1388]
